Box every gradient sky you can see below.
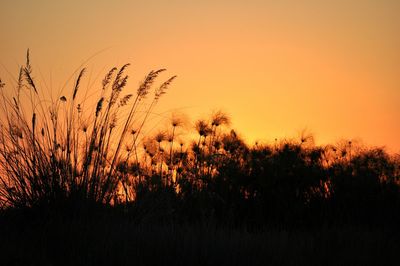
[1,0,399,151]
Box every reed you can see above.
[0,51,175,209]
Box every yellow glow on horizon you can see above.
[1,0,399,151]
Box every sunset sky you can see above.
[1,0,399,151]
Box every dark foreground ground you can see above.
[0,211,399,266]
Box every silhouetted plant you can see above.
[1,52,399,229]
[0,51,175,210]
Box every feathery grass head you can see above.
[195,119,211,137]
[95,97,104,117]
[72,68,86,100]
[102,67,117,88]
[211,110,230,127]
[155,131,167,143]
[297,128,315,147]
[119,94,133,107]
[23,49,37,94]
[155,75,177,100]
[110,113,117,129]
[137,69,166,98]
[112,64,130,92]
[143,138,158,155]
[170,112,189,129]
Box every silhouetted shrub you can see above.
[1,52,399,229]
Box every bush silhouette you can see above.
[0,52,399,229]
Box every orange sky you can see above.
[1,0,399,152]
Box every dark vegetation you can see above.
[0,52,399,265]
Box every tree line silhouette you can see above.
[0,52,399,229]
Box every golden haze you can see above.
[0,0,399,151]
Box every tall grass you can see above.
[0,52,399,229]
[0,51,176,209]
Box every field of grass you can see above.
[0,52,399,265]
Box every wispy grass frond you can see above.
[0,51,175,208]
[137,69,166,98]
[23,49,37,94]
[72,68,86,100]
[155,75,177,100]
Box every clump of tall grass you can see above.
[0,51,176,209]
[1,52,399,229]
